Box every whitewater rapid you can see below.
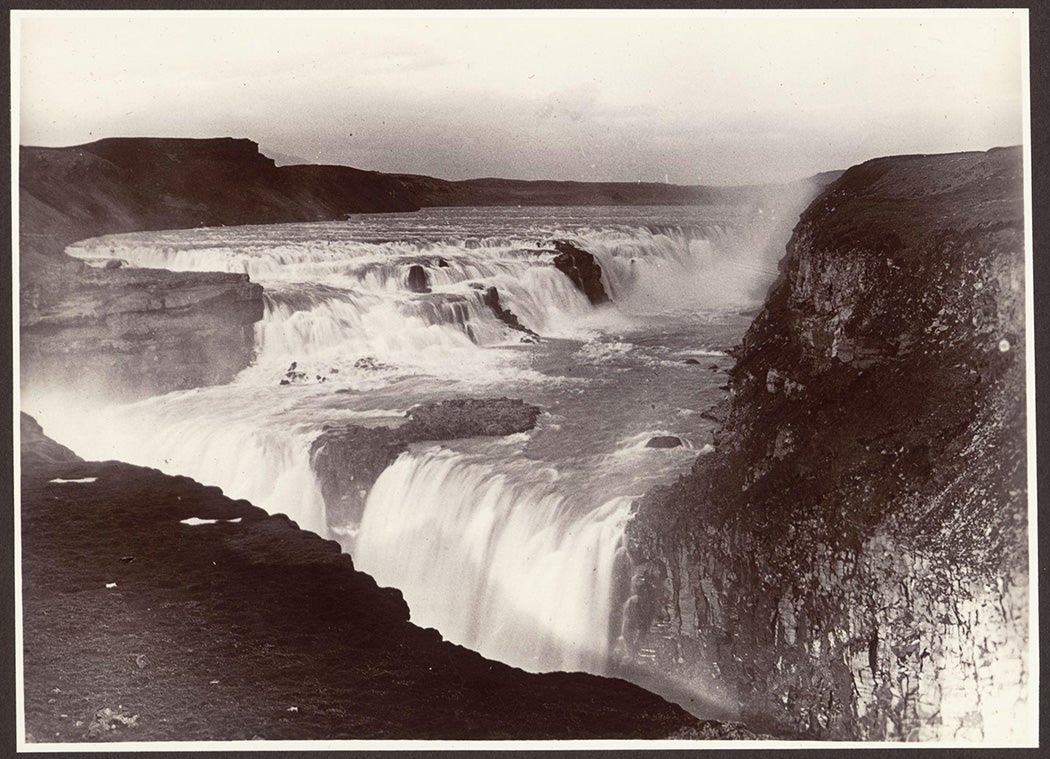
[35,206,772,677]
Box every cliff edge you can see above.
[622,147,1028,741]
[19,414,761,743]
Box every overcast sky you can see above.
[15,10,1026,185]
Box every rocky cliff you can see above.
[620,147,1029,741]
[20,265,264,403]
[20,414,763,743]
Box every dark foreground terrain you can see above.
[20,414,760,743]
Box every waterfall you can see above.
[571,225,777,312]
[68,217,770,345]
[25,387,343,538]
[49,210,773,678]
[352,447,632,675]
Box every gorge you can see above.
[17,138,1030,744]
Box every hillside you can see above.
[20,137,839,265]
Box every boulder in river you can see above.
[551,240,610,305]
[406,264,431,293]
[645,436,683,449]
[481,286,538,338]
[311,398,542,525]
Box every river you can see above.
[27,204,783,679]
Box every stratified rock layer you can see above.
[20,417,750,743]
[21,266,264,403]
[622,148,1028,741]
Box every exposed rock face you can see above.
[551,240,611,305]
[311,398,542,527]
[20,265,264,403]
[622,148,1028,741]
[646,436,683,449]
[403,397,542,439]
[481,286,538,338]
[405,264,431,293]
[20,416,734,741]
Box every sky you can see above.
[15,10,1027,185]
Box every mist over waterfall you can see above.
[40,206,779,682]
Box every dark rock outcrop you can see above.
[481,286,538,338]
[20,416,737,742]
[311,398,541,526]
[20,265,264,403]
[645,436,683,449]
[405,264,431,293]
[403,397,542,439]
[551,240,611,305]
[621,148,1028,741]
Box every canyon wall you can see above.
[620,147,1029,742]
[20,265,264,403]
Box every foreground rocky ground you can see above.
[20,414,764,743]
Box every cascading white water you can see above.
[353,447,633,674]
[28,386,337,538]
[575,225,780,312]
[48,207,770,679]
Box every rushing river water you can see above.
[29,205,783,678]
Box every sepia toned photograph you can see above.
[13,8,1035,748]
